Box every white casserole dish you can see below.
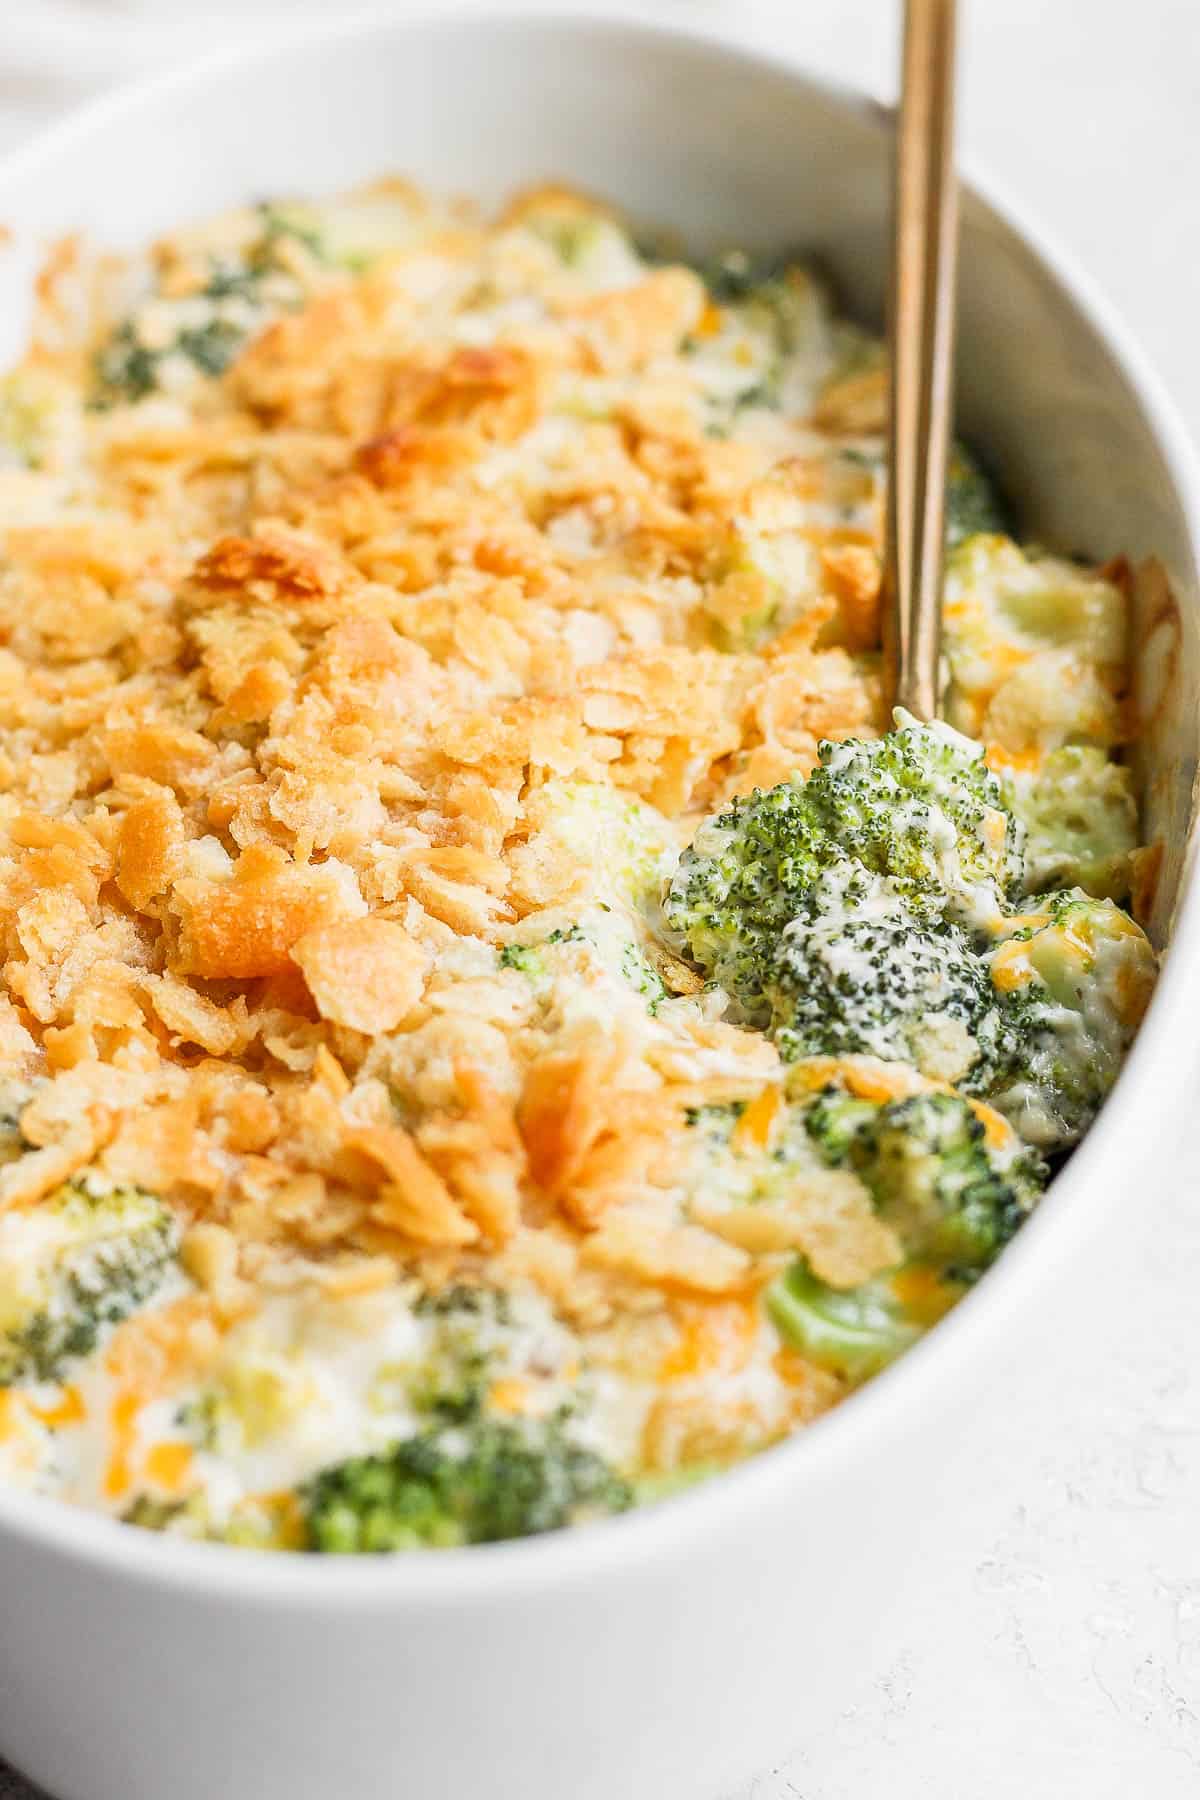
[0,11,1197,1799]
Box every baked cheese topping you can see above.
[0,181,1155,1551]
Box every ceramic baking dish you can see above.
[0,11,1197,1799]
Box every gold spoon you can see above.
[882,0,959,723]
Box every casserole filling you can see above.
[0,181,1156,1550]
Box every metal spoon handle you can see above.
[883,0,959,723]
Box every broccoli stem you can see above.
[766,1259,920,1380]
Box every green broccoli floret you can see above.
[710,1078,1042,1376]
[620,939,667,1013]
[498,924,588,977]
[92,291,253,405]
[700,249,799,303]
[664,716,1153,1150]
[524,781,675,913]
[798,718,1024,919]
[985,889,1156,1148]
[667,712,1021,950]
[1011,746,1138,900]
[0,1093,31,1167]
[303,1414,632,1553]
[90,200,325,408]
[93,312,246,406]
[693,251,830,410]
[499,919,665,1014]
[409,1284,514,1423]
[124,1488,306,1550]
[252,201,330,268]
[661,782,832,1020]
[766,1259,920,1380]
[945,444,1011,546]
[174,318,246,378]
[527,212,636,274]
[0,1182,178,1385]
[663,713,1025,1039]
[92,322,160,406]
[498,942,549,975]
[766,889,1006,1076]
[805,1087,1044,1279]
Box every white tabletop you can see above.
[1,3,1199,1796]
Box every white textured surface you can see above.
[0,4,1198,1796]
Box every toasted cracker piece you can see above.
[570,269,705,373]
[413,1063,524,1244]
[191,521,352,606]
[812,366,887,434]
[102,1096,223,1196]
[582,1210,751,1296]
[518,1030,627,1203]
[171,851,365,980]
[141,971,250,1056]
[115,793,186,912]
[291,915,426,1034]
[693,1169,902,1290]
[0,1108,113,1211]
[820,544,882,650]
[349,1122,479,1247]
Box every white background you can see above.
[3,3,1200,1796]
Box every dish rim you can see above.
[0,0,1197,1603]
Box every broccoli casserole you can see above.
[0,180,1157,1552]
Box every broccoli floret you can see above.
[186,1283,518,1462]
[498,924,587,977]
[620,939,667,1013]
[946,444,1011,546]
[90,200,324,408]
[985,889,1156,1148]
[767,887,1006,1078]
[303,1414,632,1553]
[664,716,1153,1145]
[510,196,645,283]
[0,1182,178,1385]
[700,249,799,304]
[253,201,329,267]
[941,536,1128,746]
[0,1094,31,1167]
[684,1076,1043,1281]
[662,786,839,1021]
[409,1284,514,1423]
[699,253,823,361]
[664,712,1024,1034]
[125,1488,305,1551]
[766,1259,920,1380]
[93,322,160,406]
[805,1087,1044,1279]
[521,781,675,913]
[498,942,549,974]
[499,918,665,1015]
[92,302,250,405]
[800,718,1024,920]
[716,1079,1044,1376]
[174,318,246,378]
[1011,746,1138,900]
[531,213,638,275]
[688,252,844,432]
[93,314,244,406]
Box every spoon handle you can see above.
[883,0,959,723]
